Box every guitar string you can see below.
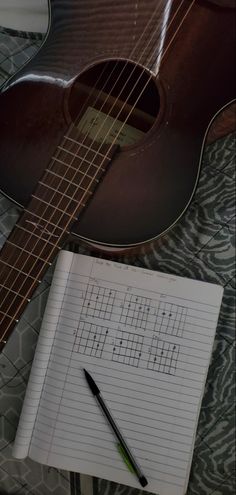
[42,0,189,210]
[0,0,176,332]
[0,0,195,339]
[54,1,185,163]
[58,1,190,162]
[67,0,169,135]
[0,1,171,313]
[0,0,193,335]
[41,1,171,180]
[40,0,174,188]
[28,0,188,225]
[0,0,193,333]
[72,7,174,130]
[0,0,183,314]
[33,0,191,228]
[93,0,196,150]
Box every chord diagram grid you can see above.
[156,302,187,337]
[112,330,143,367]
[74,322,109,358]
[147,338,179,375]
[120,293,152,330]
[82,285,116,320]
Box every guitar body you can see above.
[0,0,235,250]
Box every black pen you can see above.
[83,369,148,488]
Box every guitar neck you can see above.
[0,131,117,351]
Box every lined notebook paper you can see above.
[13,251,223,495]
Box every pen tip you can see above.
[83,369,90,381]
[83,369,100,396]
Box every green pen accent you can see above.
[84,369,148,487]
[117,443,135,473]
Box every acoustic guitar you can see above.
[0,0,235,350]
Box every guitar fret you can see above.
[24,209,68,232]
[0,259,39,281]
[64,135,108,158]
[16,224,56,247]
[31,194,80,217]
[0,283,31,301]
[57,145,106,168]
[48,157,97,178]
[39,180,92,198]
[48,161,100,184]
[6,240,52,264]
[0,269,42,303]
[0,292,31,339]
[52,153,102,171]
[0,311,19,325]
[0,140,118,350]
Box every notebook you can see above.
[13,250,223,495]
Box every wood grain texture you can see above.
[0,0,235,249]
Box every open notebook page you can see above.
[13,250,223,495]
[13,252,74,458]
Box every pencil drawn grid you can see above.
[147,337,180,375]
[156,302,188,338]
[112,329,143,367]
[74,322,109,357]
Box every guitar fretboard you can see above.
[0,129,118,350]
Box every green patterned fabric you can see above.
[0,28,235,495]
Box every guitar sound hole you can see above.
[68,59,160,147]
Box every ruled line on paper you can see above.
[32,426,188,471]
[53,267,221,310]
[16,251,223,495]
[37,378,198,412]
[34,413,192,452]
[48,340,209,376]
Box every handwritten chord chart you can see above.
[120,293,152,330]
[82,285,116,320]
[75,322,109,358]
[112,330,143,367]
[147,338,179,375]
[156,302,187,337]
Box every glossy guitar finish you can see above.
[0,0,235,249]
